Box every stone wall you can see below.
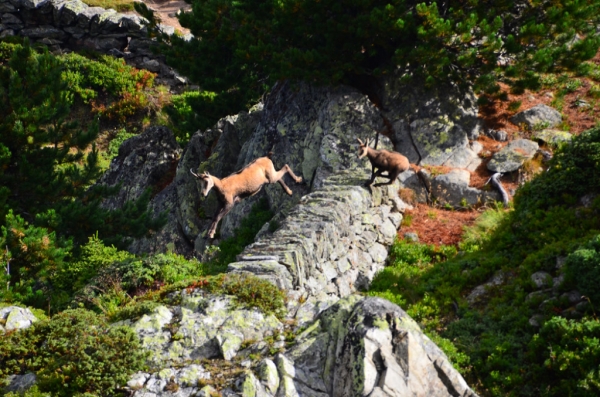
[0,0,186,86]
[228,169,405,303]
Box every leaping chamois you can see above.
[191,155,302,238]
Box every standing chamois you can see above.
[190,155,303,239]
[357,138,410,186]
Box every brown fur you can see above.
[191,157,302,238]
[357,138,410,186]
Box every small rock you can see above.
[4,373,37,393]
[486,129,509,142]
[529,314,545,328]
[404,232,419,242]
[561,290,582,304]
[533,129,572,146]
[0,306,37,331]
[531,271,552,289]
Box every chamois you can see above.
[190,155,303,239]
[357,138,410,186]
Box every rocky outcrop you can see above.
[228,170,402,299]
[98,125,182,210]
[126,296,479,397]
[0,0,187,87]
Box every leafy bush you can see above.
[564,235,600,306]
[203,273,286,319]
[106,128,137,160]
[516,126,600,211]
[529,317,600,396]
[0,211,72,308]
[166,90,221,144]
[0,309,147,396]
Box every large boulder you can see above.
[271,296,478,397]
[509,104,562,130]
[379,74,483,167]
[487,139,539,173]
[97,125,182,211]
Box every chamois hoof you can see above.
[296,177,303,183]
[285,188,293,196]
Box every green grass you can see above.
[81,0,135,12]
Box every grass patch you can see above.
[81,0,135,12]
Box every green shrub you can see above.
[166,90,220,144]
[36,309,146,396]
[529,316,600,395]
[0,211,72,308]
[0,309,146,396]
[516,126,600,211]
[564,235,600,306]
[106,128,137,161]
[204,273,286,319]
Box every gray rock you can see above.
[467,271,505,304]
[533,129,572,146]
[97,125,181,211]
[531,271,552,289]
[0,2,17,11]
[486,129,509,142]
[430,169,499,208]
[140,58,161,73]
[0,306,37,331]
[404,232,419,242]
[132,294,282,366]
[20,25,67,39]
[509,104,562,130]
[277,296,478,397]
[57,0,88,26]
[487,139,539,173]
[3,373,37,393]
[1,13,22,25]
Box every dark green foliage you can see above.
[105,128,136,161]
[0,309,147,396]
[529,317,600,396]
[0,41,100,224]
[0,323,46,381]
[159,0,600,127]
[0,211,72,308]
[165,90,227,144]
[516,126,600,211]
[0,40,163,252]
[564,235,600,306]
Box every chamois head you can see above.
[190,169,214,197]
[357,138,370,159]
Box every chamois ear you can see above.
[357,138,364,146]
[365,138,371,147]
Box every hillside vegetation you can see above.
[368,127,600,395]
[2,0,600,395]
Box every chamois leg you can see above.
[373,168,402,187]
[267,164,303,195]
[208,201,234,238]
[278,179,293,196]
[366,169,386,186]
